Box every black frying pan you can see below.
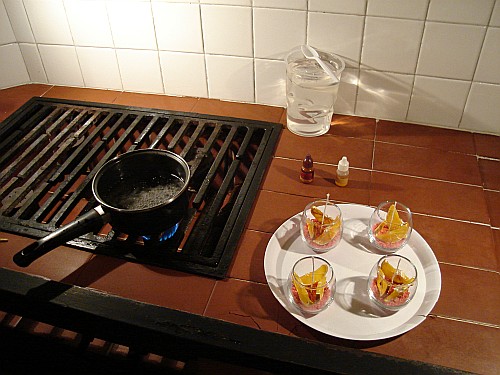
[13,149,191,267]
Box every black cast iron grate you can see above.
[0,97,281,278]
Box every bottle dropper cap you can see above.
[303,154,313,169]
[338,156,349,171]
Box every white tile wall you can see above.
[474,27,500,84]
[0,43,29,87]
[205,54,254,102]
[407,76,470,128]
[253,8,306,59]
[19,42,47,83]
[159,51,207,97]
[427,0,495,25]
[0,0,16,44]
[64,0,114,48]
[116,49,163,93]
[356,70,413,121]
[152,2,203,53]
[361,17,423,74]
[491,1,500,26]
[308,0,366,15]
[38,44,83,86]
[4,0,35,43]
[254,58,285,106]
[462,83,500,134]
[24,0,73,45]
[308,12,364,68]
[253,0,306,10]
[366,0,428,20]
[335,68,358,115]
[201,5,252,57]
[107,0,157,50]
[417,22,486,80]
[76,47,122,90]
[200,0,250,5]
[1,0,499,136]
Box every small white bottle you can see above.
[335,156,349,187]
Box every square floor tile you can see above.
[275,130,374,168]
[192,98,284,123]
[0,84,51,121]
[474,133,500,159]
[485,191,500,229]
[479,159,500,190]
[261,158,371,205]
[366,318,498,374]
[112,92,198,113]
[369,172,490,223]
[433,263,499,325]
[246,190,312,233]
[204,278,281,331]
[374,142,482,185]
[330,115,376,140]
[228,229,271,284]
[75,255,216,315]
[376,120,476,154]
[412,214,497,270]
[43,86,120,104]
[0,233,92,283]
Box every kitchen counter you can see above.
[1,84,499,374]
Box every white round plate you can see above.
[264,203,441,341]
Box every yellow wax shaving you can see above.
[386,204,403,229]
[293,272,312,305]
[311,206,334,225]
[376,269,388,296]
[374,204,409,243]
[293,265,328,305]
[380,260,414,285]
[306,214,341,245]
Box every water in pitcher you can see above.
[286,57,340,137]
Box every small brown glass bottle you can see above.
[300,154,314,183]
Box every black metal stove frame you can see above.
[0,268,458,374]
[0,97,281,278]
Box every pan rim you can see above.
[91,149,191,213]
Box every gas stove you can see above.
[0,97,281,278]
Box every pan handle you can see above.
[13,206,111,267]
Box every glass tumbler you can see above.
[301,199,343,253]
[368,201,412,253]
[288,256,336,314]
[367,254,418,311]
[286,45,345,137]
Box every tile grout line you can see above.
[437,261,500,275]
[202,281,217,317]
[256,186,490,224]
[258,187,495,230]
[374,139,480,157]
[273,156,488,189]
[428,313,500,329]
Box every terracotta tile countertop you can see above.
[1,85,499,374]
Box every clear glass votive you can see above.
[301,199,343,253]
[367,254,418,311]
[368,201,412,253]
[288,256,336,314]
